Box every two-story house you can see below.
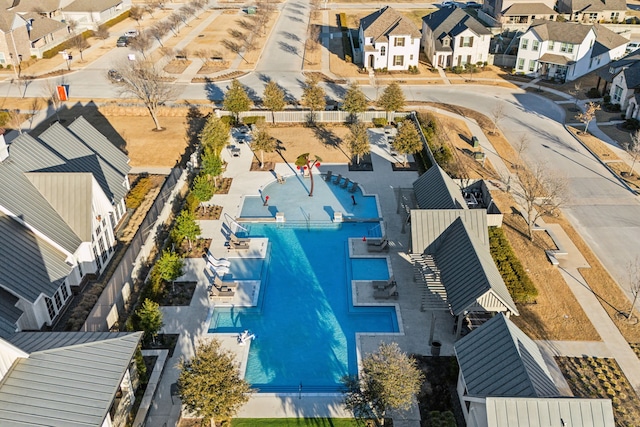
[421,7,491,69]
[557,0,626,23]
[515,19,628,82]
[481,0,556,22]
[357,6,421,71]
[499,3,558,32]
[0,10,69,64]
[596,52,640,118]
[0,116,130,333]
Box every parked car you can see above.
[124,29,139,38]
[466,1,482,8]
[626,41,640,54]
[108,69,123,83]
[116,36,129,47]
[441,1,454,6]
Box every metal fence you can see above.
[83,168,182,332]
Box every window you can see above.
[521,38,528,49]
[560,42,573,53]
[443,38,450,47]
[410,54,414,60]
[0,53,5,65]
[78,262,83,277]
[614,85,623,102]
[102,218,106,228]
[532,40,539,51]
[99,237,108,262]
[93,246,102,270]
[548,40,555,50]
[61,283,69,300]
[529,60,536,72]
[380,46,386,56]
[517,58,525,70]
[46,297,56,320]
[105,231,113,253]
[460,36,473,47]
[393,55,404,66]
[394,37,405,47]
[54,292,63,310]
[95,224,101,237]
[611,12,619,21]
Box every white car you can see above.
[626,41,640,54]
[124,29,139,38]
[441,1,454,6]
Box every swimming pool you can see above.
[208,222,399,392]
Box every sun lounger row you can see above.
[323,171,359,193]
[367,237,389,252]
[228,231,251,250]
[374,283,398,300]
[371,276,396,291]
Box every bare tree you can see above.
[7,109,23,134]
[222,40,248,63]
[129,6,144,26]
[128,33,153,59]
[112,59,178,131]
[575,101,601,134]
[513,134,529,169]
[228,28,244,40]
[42,79,64,121]
[571,81,582,110]
[144,3,157,18]
[177,6,194,26]
[94,25,110,45]
[167,13,182,35]
[625,256,640,322]
[176,48,189,62]
[515,161,568,241]
[310,0,321,19]
[149,22,169,46]
[189,0,207,12]
[622,130,640,176]
[490,102,505,135]
[67,19,79,35]
[159,46,175,61]
[27,98,41,130]
[307,24,321,52]
[180,5,197,20]
[195,48,211,65]
[69,35,90,61]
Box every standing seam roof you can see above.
[413,165,468,210]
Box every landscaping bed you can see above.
[159,281,197,306]
[250,161,276,171]
[556,356,640,426]
[143,333,179,357]
[195,205,223,220]
[177,238,212,258]
[414,355,465,427]
[216,177,233,194]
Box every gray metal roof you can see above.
[0,212,71,303]
[455,314,559,398]
[67,116,130,177]
[413,165,468,210]
[422,7,491,40]
[435,218,518,315]
[36,122,128,203]
[25,172,94,241]
[411,209,487,254]
[8,331,135,353]
[0,288,21,339]
[485,397,615,426]
[0,159,81,253]
[0,332,142,427]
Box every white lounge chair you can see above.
[205,250,231,268]
[207,263,230,277]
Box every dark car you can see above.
[116,36,129,47]
[108,69,123,82]
[466,1,482,8]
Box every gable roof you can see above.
[11,0,64,13]
[413,165,468,210]
[528,19,593,44]
[0,288,21,339]
[63,0,123,12]
[22,13,67,42]
[591,23,629,58]
[411,209,487,254]
[360,6,420,43]
[566,0,626,13]
[24,172,94,241]
[455,314,558,398]
[0,10,22,33]
[0,212,71,303]
[0,332,142,427]
[435,218,518,315]
[502,3,556,15]
[8,331,135,353]
[597,50,640,83]
[485,397,615,427]
[422,7,491,42]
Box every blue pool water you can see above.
[209,223,399,392]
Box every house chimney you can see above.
[0,132,9,162]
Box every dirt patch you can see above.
[195,205,223,220]
[263,125,353,164]
[556,356,640,426]
[177,238,212,258]
[215,177,233,194]
[163,59,192,74]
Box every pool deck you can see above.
[147,129,455,426]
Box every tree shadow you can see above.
[180,104,205,167]
[204,79,224,102]
[281,31,301,41]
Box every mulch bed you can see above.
[163,59,192,74]
[391,161,419,171]
[349,154,373,171]
[556,356,640,426]
[414,355,466,427]
[159,281,197,307]
[177,238,211,258]
[250,161,276,171]
[143,333,179,357]
[215,177,232,194]
[195,205,223,220]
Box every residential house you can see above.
[455,314,615,427]
[515,19,628,82]
[421,7,491,69]
[357,6,421,71]
[0,10,69,62]
[499,3,557,31]
[0,116,130,332]
[9,0,70,19]
[481,0,556,22]
[410,166,516,335]
[62,0,127,31]
[0,331,143,427]
[596,52,640,117]
[557,0,626,23]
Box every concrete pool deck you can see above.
[147,130,455,426]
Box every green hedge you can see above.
[126,175,152,209]
[242,116,265,125]
[488,227,538,304]
[102,9,130,28]
[41,29,93,59]
[372,117,387,127]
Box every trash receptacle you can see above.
[471,136,479,148]
[431,341,441,356]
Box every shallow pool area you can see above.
[209,223,399,392]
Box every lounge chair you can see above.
[324,170,333,182]
[207,263,230,277]
[371,276,396,290]
[228,239,250,250]
[209,285,235,299]
[367,239,389,252]
[340,177,351,189]
[276,173,286,184]
[230,231,250,244]
[333,174,343,185]
[205,251,231,268]
[349,182,359,193]
[367,236,388,247]
[214,274,238,289]
[374,283,398,300]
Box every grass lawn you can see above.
[231,419,358,426]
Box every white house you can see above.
[421,7,491,69]
[454,314,615,427]
[557,0,626,23]
[62,0,127,31]
[357,6,421,71]
[0,116,130,333]
[515,19,628,82]
[595,52,640,117]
